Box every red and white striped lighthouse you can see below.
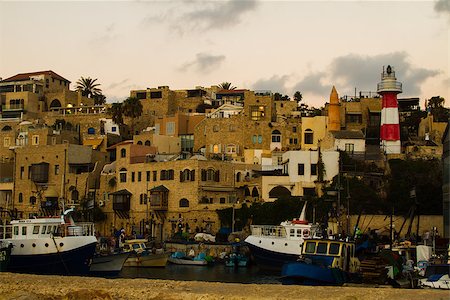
[377,65,402,154]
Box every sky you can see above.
[0,0,449,108]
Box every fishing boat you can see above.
[168,251,209,265]
[89,251,130,274]
[0,209,97,275]
[225,253,249,267]
[419,264,450,289]
[244,202,321,270]
[122,239,168,267]
[281,238,361,286]
[0,241,12,272]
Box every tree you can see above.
[426,96,448,122]
[218,82,236,90]
[274,92,290,101]
[108,102,124,126]
[123,97,143,135]
[92,93,106,105]
[76,77,102,99]
[294,91,303,103]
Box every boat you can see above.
[168,251,209,265]
[0,209,97,275]
[122,239,168,267]
[225,253,249,267]
[419,264,450,289]
[89,251,130,274]
[0,241,12,272]
[281,238,361,286]
[244,202,321,270]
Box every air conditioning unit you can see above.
[98,200,105,207]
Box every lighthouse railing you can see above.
[377,81,402,93]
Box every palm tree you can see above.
[123,97,143,135]
[294,91,303,103]
[93,93,106,105]
[108,102,124,126]
[218,82,236,90]
[76,77,102,98]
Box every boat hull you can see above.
[245,242,299,270]
[167,257,208,265]
[0,244,12,272]
[7,242,97,275]
[281,262,348,286]
[90,252,130,273]
[124,252,168,267]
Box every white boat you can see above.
[122,239,168,267]
[244,202,320,270]
[0,209,97,274]
[168,251,209,266]
[89,251,130,273]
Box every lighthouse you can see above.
[377,65,402,154]
[328,86,341,132]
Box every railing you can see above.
[0,224,12,239]
[377,81,402,93]
[1,105,24,111]
[250,225,286,238]
[68,222,95,236]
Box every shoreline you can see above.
[1,273,449,300]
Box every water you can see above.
[118,264,281,284]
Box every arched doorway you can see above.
[269,185,292,198]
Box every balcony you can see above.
[150,185,169,210]
[111,189,131,211]
[376,81,402,93]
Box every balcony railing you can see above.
[1,105,25,111]
[377,81,402,93]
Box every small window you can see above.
[153,171,157,181]
[138,172,142,182]
[290,229,295,237]
[311,164,317,176]
[14,226,19,236]
[316,242,328,254]
[41,225,47,234]
[179,198,189,207]
[298,164,305,175]
[304,242,316,254]
[252,135,257,144]
[55,165,60,175]
[304,129,314,144]
[329,243,340,255]
[296,229,302,236]
[213,125,219,132]
[146,171,150,182]
[22,226,27,236]
[87,127,95,134]
[131,172,135,182]
[32,135,39,145]
[120,148,126,158]
[33,226,40,234]
[47,226,52,234]
[220,197,226,204]
[18,193,23,203]
[111,126,117,132]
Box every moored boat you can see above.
[89,251,130,274]
[419,264,450,289]
[281,238,360,286]
[244,202,320,270]
[168,251,209,265]
[0,241,12,272]
[0,209,97,275]
[122,239,168,267]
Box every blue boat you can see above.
[281,238,361,285]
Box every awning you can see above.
[110,189,132,196]
[150,185,169,192]
[201,186,235,192]
[83,138,103,150]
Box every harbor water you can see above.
[117,264,281,284]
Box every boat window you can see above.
[303,229,310,238]
[304,242,316,254]
[22,226,27,236]
[316,242,328,254]
[42,225,47,234]
[140,243,146,249]
[290,229,295,237]
[13,226,19,236]
[47,226,52,234]
[297,229,302,236]
[33,226,40,234]
[132,244,140,250]
[329,243,340,255]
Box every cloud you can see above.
[90,23,117,45]
[434,0,450,14]
[252,75,290,94]
[291,72,329,96]
[328,52,440,96]
[107,78,129,90]
[179,53,226,73]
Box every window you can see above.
[20,166,24,179]
[119,168,127,183]
[213,125,219,132]
[3,137,10,147]
[136,92,146,99]
[13,226,19,236]
[298,164,305,175]
[329,243,340,255]
[252,135,257,144]
[146,171,150,182]
[305,242,316,254]
[33,226,40,234]
[111,126,117,132]
[166,122,175,135]
[290,229,295,237]
[41,226,46,234]
[30,196,36,205]
[220,197,226,204]
[137,171,141,182]
[290,138,298,145]
[51,137,57,145]
[226,144,236,154]
[137,141,143,145]
[150,91,162,99]
[140,193,148,205]
[179,198,189,207]
[55,165,60,175]
[87,127,95,134]
[292,126,297,133]
[271,130,281,143]
[250,105,265,121]
[22,226,27,236]
[258,135,263,144]
[311,164,317,175]
[316,242,328,254]
[213,144,220,154]
[153,171,157,181]
[145,140,151,146]
[31,135,39,145]
[346,114,362,124]
[304,129,313,144]
[131,172,135,182]
[229,125,235,132]
[120,148,126,158]
[345,143,354,154]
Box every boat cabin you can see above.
[122,239,149,254]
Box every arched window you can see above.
[179,198,189,207]
[271,130,281,143]
[252,135,257,144]
[49,99,62,108]
[244,187,251,197]
[140,193,148,205]
[18,193,23,203]
[145,140,151,146]
[304,129,314,144]
[120,148,126,158]
[1,125,12,131]
[252,187,259,197]
[137,141,143,145]
[71,190,79,201]
[119,168,127,182]
[236,172,241,182]
[213,144,220,153]
[87,127,95,134]
[29,196,36,205]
